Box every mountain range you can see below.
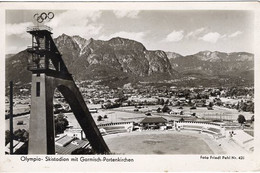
[5,34,254,88]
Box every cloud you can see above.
[6,45,27,54]
[199,32,225,43]
[6,10,104,54]
[199,30,243,43]
[98,31,146,43]
[46,10,103,38]
[165,30,184,42]
[52,24,102,39]
[47,10,102,27]
[186,27,206,38]
[6,22,33,38]
[113,10,140,18]
[229,31,242,38]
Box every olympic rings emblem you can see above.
[34,12,54,23]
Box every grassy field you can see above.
[104,131,224,154]
[66,103,253,129]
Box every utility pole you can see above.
[9,81,13,154]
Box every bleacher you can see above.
[207,128,221,134]
[202,129,217,135]
[102,126,128,135]
[182,125,203,131]
[98,122,133,135]
[177,121,223,137]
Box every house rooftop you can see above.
[5,140,25,154]
[55,139,89,155]
[140,116,168,124]
[55,135,74,147]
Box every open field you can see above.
[112,105,253,121]
[66,109,147,128]
[5,101,253,133]
[103,130,225,154]
[62,103,254,130]
[5,102,253,155]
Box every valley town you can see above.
[5,80,254,155]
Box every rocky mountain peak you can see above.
[72,35,91,51]
[55,34,80,51]
[193,51,254,62]
[107,37,146,52]
[52,35,176,81]
[166,52,183,59]
[5,34,253,88]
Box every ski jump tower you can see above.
[27,13,110,154]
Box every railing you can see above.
[27,25,52,32]
[175,121,221,126]
[27,45,50,52]
[98,121,133,127]
[27,63,46,71]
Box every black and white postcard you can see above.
[0,2,260,172]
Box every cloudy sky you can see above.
[6,10,254,55]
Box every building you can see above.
[55,134,89,154]
[169,110,183,115]
[89,108,98,113]
[55,134,74,147]
[5,140,25,154]
[64,128,86,140]
[139,116,168,130]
